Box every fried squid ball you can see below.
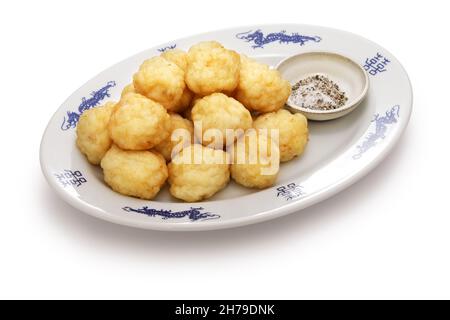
[121,83,135,98]
[185,41,240,96]
[159,49,193,112]
[253,109,309,162]
[161,49,188,71]
[109,93,170,150]
[192,93,252,147]
[76,102,115,165]
[234,55,291,113]
[101,145,168,200]
[154,113,194,161]
[168,144,230,202]
[133,56,185,110]
[230,132,280,189]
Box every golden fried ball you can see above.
[101,145,168,200]
[125,72,190,113]
[185,41,240,96]
[230,132,280,189]
[191,93,252,147]
[161,49,188,71]
[154,113,194,161]
[253,109,308,162]
[76,102,115,165]
[109,93,170,150]
[234,55,291,113]
[133,56,185,110]
[121,83,135,98]
[168,144,230,202]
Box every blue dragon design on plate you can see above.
[353,105,400,159]
[61,81,116,131]
[236,29,321,49]
[158,44,177,52]
[123,206,220,222]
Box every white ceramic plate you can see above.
[40,24,412,231]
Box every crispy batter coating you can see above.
[76,102,115,165]
[230,132,280,189]
[191,93,252,147]
[168,144,230,202]
[161,49,188,71]
[154,113,194,161]
[121,83,135,98]
[108,93,170,150]
[185,41,240,96]
[159,49,193,112]
[122,79,191,113]
[133,56,185,110]
[101,145,168,200]
[234,55,291,113]
[253,109,308,162]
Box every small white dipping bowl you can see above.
[276,52,369,121]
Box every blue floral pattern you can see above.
[353,105,400,159]
[61,81,116,131]
[236,29,321,49]
[123,206,220,221]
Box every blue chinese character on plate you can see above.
[276,183,305,201]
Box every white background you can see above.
[0,0,449,300]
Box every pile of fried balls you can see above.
[76,41,309,202]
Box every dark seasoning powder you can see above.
[290,74,348,110]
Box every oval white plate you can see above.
[40,24,412,231]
